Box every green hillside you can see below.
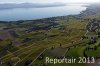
[0,4,100,66]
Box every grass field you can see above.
[0,14,100,66]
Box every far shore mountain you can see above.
[0,2,67,9]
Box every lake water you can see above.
[0,4,87,21]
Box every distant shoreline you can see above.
[0,15,70,22]
[0,3,67,9]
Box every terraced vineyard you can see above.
[0,4,100,66]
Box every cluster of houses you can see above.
[82,19,100,44]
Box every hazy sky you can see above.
[0,0,100,3]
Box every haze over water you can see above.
[0,4,87,21]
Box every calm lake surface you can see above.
[0,4,87,21]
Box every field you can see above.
[0,4,100,66]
